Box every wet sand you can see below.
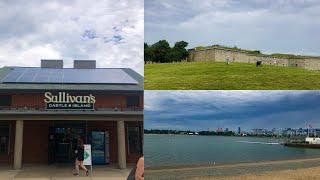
[145,157,320,180]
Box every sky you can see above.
[145,0,320,56]
[0,0,144,74]
[145,91,320,131]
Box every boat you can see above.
[284,137,320,149]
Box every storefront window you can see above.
[0,95,12,106]
[127,126,142,154]
[0,126,9,154]
[126,96,140,108]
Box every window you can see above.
[126,96,140,108]
[127,126,142,154]
[0,95,12,106]
[0,126,10,154]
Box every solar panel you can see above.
[1,67,139,84]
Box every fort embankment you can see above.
[188,45,320,70]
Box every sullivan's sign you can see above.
[44,92,96,110]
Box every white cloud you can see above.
[0,44,61,67]
[0,0,144,74]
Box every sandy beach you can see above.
[191,166,320,180]
[145,157,320,180]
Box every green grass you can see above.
[144,61,320,90]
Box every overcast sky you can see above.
[145,0,320,56]
[0,0,143,74]
[145,91,320,131]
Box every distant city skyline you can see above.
[144,127,320,137]
[145,0,320,56]
[144,127,320,132]
[145,91,320,131]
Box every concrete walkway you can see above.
[0,164,132,180]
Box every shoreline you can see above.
[145,133,283,138]
[145,157,320,180]
[145,155,320,170]
[144,133,286,140]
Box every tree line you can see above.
[144,129,236,136]
[144,40,189,63]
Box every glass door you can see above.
[91,131,109,164]
[49,125,85,163]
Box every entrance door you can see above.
[48,121,86,163]
[91,131,109,164]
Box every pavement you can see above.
[0,164,132,180]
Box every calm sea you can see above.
[144,134,320,167]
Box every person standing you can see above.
[226,56,230,65]
[73,138,89,176]
[127,155,144,180]
[135,156,144,180]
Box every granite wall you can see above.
[188,47,320,70]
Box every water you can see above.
[144,134,320,167]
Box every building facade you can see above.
[188,46,320,70]
[0,60,143,170]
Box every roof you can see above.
[0,66,143,92]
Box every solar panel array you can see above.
[1,67,138,84]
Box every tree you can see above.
[151,40,170,63]
[144,43,153,63]
[143,40,189,63]
[173,41,189,61]
[165,48,180,62]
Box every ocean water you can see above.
[144,134,320,167]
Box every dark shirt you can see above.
[76,145,84,161]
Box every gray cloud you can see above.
[145,91,320,131]
[145,0,320,56]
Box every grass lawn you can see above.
[144,61,320,90]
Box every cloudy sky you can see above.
[145,91,320,131]
[0,0,143,74]
[145,0,320,56]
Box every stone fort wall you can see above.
[188,47,320,70]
